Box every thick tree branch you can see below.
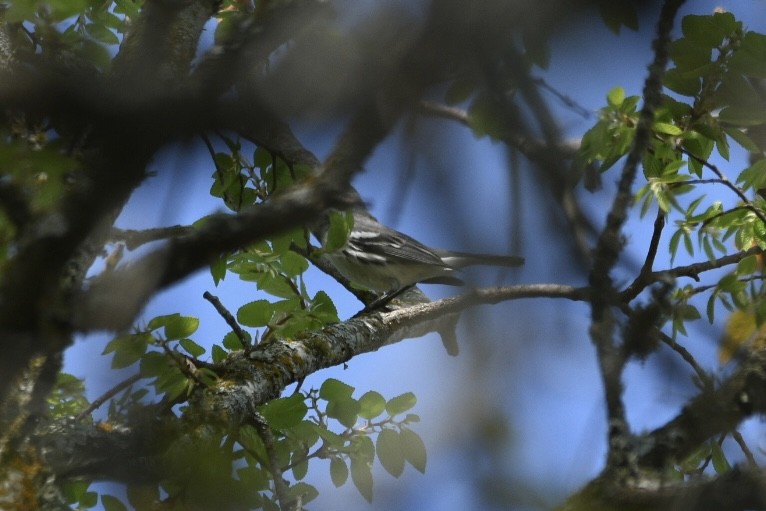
[638,347,766,470]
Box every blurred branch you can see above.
[110,226,194,250]
[418,100,581,158]
[74,373,141,422]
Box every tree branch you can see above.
[587,0,685,467]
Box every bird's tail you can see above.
[436,250,525,269]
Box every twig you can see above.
[75,373,141,422]
[656,330,711,390]
[532,76,592,119]
[731,429,757,467]
[203,291,251,348]
[679,146,766,227]
[252,411,294,511]
[621,210,665,301]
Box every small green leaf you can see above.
[105,333,153,369]
[237,300,274,327]
[210,255,227,285]
[358,391,386,420]
[101,495,128,511]
[736,255,758,276]
[140,351,168,377]
[400,428,427,473]
[179,339,205,358]
[327,398,361,429]
[310,290,339,324]
[211,344,227,364]
[285,482,318,504]
[80,491,98,508]
[166,316,199,340]
[710,441,731,473]
[85,23,120,45]
[292,456,309,480]
[350,457,373,502]
[681,14,730,48]
[320,378,355,402]
[736,160,766,191]
[222,331,246,351]
[279,251,309,277]
[607,86,625,107]
[377,429,405,477]
[259,394,308,430]
[725,127,761,153]
[330,457,349,487]
[324,210,354,252]
[385,392,417,416]
[654,122,683,136]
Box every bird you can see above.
[315,192,524,310]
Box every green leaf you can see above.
[324,210,354,252]
[165,316,199,340]
[729,32,766,79]
[320,378,355,402]
[211,344,227,364]
[710,441,731,473]
[736,159,766,191]
[654,122,683,136]
[358,391,386,420]
[681,14,732,49]
[279,251,309,277]
[288,421,320,447]
[310,290,339,324]
[607,86,625,107]
[260,394,308,430]
[327,398,361,429]
[468,94,506,140]
[104,333,153,369]
[222,331,246,351]
[179,339,205,358]
[210,254,227,285]
[80,491,98,508]
[350,457,374,502]
[154,367,188,401]
[400,428,427,473]
[140,351,169,378]
[237,300,274,327]
[385,392,417,416]
[101,495,128,511]
[285,482,318,504]
[377,429,405,477]
[736,255,758,276]
[663,68,701,97]
[725,127,761,153]
[256,274,299,299]
[147,314,198,338]
[292,456,309,480]
[85,23,120,45]
[719,106,766,126]
[330,457,349,487]
[62,480,90,504]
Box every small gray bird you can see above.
[316,194,524,308]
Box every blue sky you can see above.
[64,2,766,510]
